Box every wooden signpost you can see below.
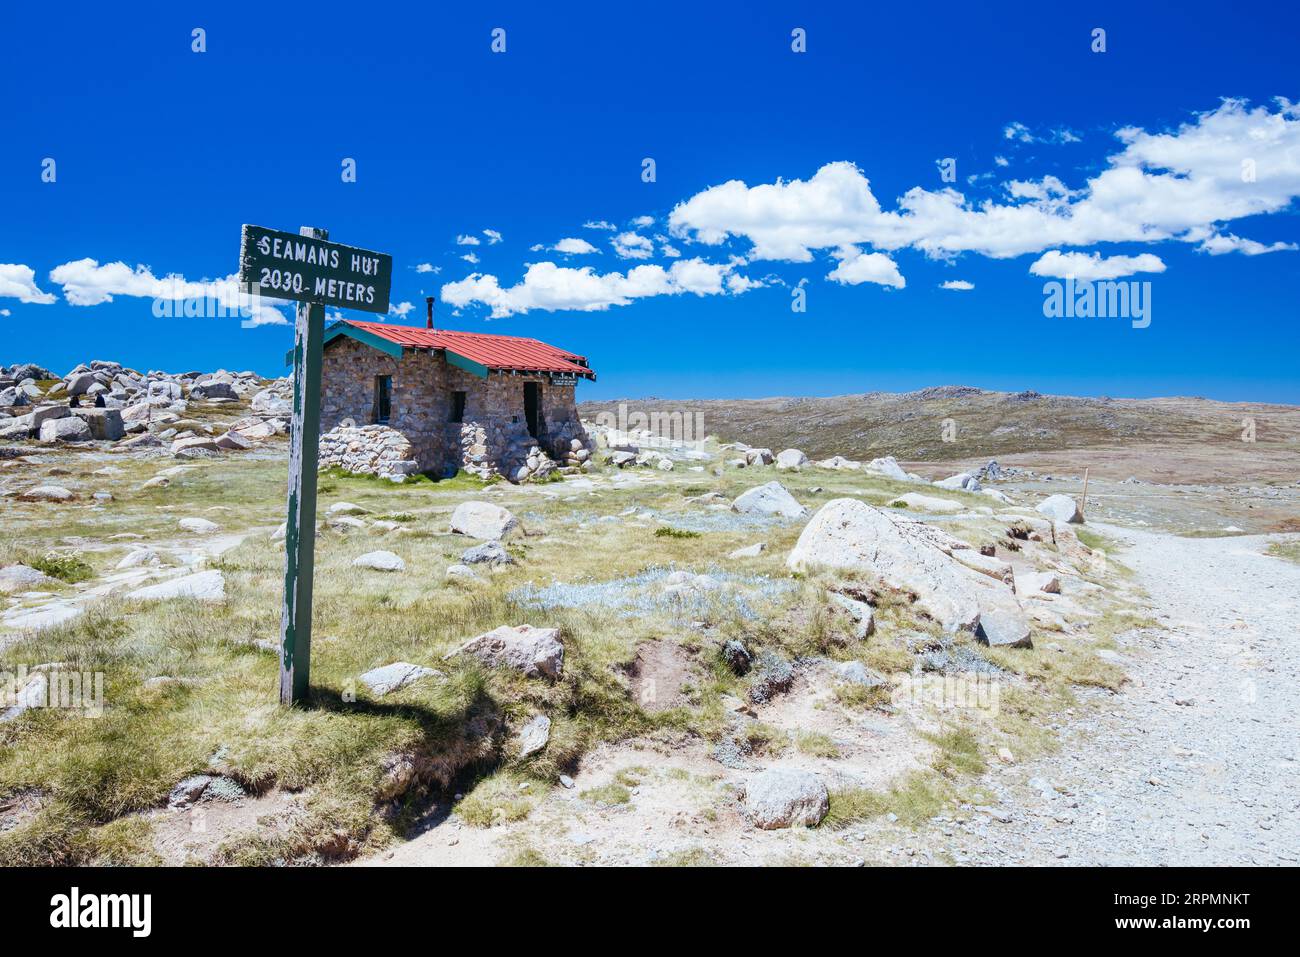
[239,225,392,705]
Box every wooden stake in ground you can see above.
[279,226,328,705]
[1079,466,1090,521]
[238,222,393,705]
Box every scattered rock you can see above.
[178,517,220,533]
[741,768,829,829]
[352,550,406,572]
[38,416,93,444]
[775,448,808,470]
[359,662,439,695]
[450,501,521,540]
[731,481,806,518]
[18,485,74,503]
[888,493,967,514]
[126,570,225,603]
[447,624,564,679]
[516,715,552,759]
[1018,571,1062,594]
[1037,494,1083,524]
[460,540,514,566]
[728,542,767,559]
[0,564,53,593]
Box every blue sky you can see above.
[2,1,1298,402]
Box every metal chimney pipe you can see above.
[426,296,434,330]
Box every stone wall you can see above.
[318,425,419,478]
[319,337,593,481]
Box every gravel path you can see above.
[929,526,1300,866]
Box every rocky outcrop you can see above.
[787,498,1032,648]
[1037,493,1083,523]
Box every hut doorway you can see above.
[524,382,543,439]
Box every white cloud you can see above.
[667,100,1300,263]
[631,215,655,228]
[826,247,905,288]
[0,264,57,304]
[583,220,617,231]
[47,258,289,325]
[1028,250,1166,280]
[461,252,480,264]
[441,257,758,318]
[415,262,440,274]
[612,231,655,259]
[456,234,481,246]
[389,301,414,318]
[1196,232,1297,256]
[0,308,11,317]
[533,237,599,255]
[994,155,1009,167]
[660,243,681,258]
[940,280,974,290]
[483,229,503,245]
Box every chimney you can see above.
[426,296,435,330]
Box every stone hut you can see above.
[315,318,596,482]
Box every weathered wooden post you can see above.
[239,223,393,706]
[280,226,328,705]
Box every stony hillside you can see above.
[580,387,1300,463]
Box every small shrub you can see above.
[655,527,701,539]
[29,553,94,583]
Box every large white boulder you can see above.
[352,550,405,572]
[787,498,1031,647]
[1037,494,1083,524]
[741,768,829,829]
[731,481,806,518]
[449,501,521,540]
[775,448,809,470]
[38,416,92,443]
[865,455,914,482]
[126,570,226,603]
[0,564,53,593]
[19,485,74,503]
[446,624,564,679]
[934,472,981,492]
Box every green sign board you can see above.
[239,224,392,314]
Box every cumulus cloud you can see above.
[583,220,617,231]
[461,252,480,264]
[483,229,503,245]
[826,247,906,288]
[47,258,289,325]
[612,231,655,259]
[631,215,655,228]
[415,262,440,273]
[1028,250,1166,280]
[456,234,481,246]
[389,301,414,318]
[668,100,1300,264]
[0,264,57,304]
[0,308,10,316]
[1196,232,1297,256]
[440,257,758,318]
[531,237,599,255]
[940,279,975,290]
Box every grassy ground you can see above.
[0,442,1138,864]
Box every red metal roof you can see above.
[339,319,595,379]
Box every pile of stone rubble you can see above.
[0,360,292,459]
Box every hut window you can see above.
[373,375,392,425]
[449,391,466,423]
